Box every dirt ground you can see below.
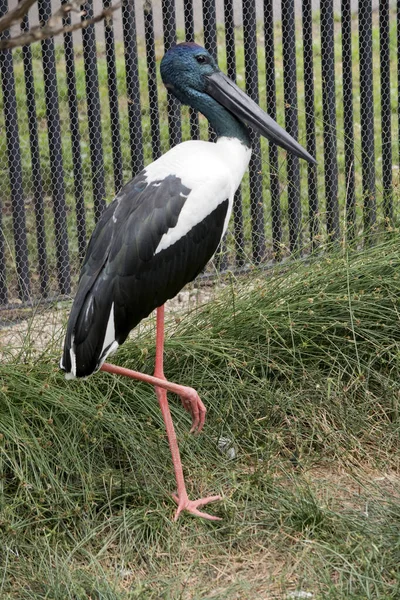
[0,285,216,360]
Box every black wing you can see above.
[61,171,229,377]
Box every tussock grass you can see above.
[2,237,400,598]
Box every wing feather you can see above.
[61,168,229,378]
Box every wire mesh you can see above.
[0,0,398,310]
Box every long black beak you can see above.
[206,71,316,165]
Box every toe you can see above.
[190,508,222,521]
[171,493,222,521]
[192,495,221,507]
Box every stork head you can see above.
[160,43,316,164]
[160,42,218,97]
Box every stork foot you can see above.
[177,386,206,434]
[172,492,222,521]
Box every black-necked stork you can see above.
[60,42,315,521]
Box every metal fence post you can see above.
[81,0,107,221]
[21,11,48,297]
[0,0,30,302]
[243,0,266,263]
[282,0,302,254]
[62,0,87,263]
[379,0,393,227]
[104,0,124,194]
[225,0,245,266]
[203,0,218,144]
[264,0,282,259]
[341,0,356,241]
[302,0,319,248]
[359,0,376,238]
[38,0,71,295]
[184,0,200,140]
[162,0,182,147]
[123,0,144,175]
[320,0,339,243]
[144,0,162,161]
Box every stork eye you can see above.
[195,55,208,64]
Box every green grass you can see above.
[2,235,400,598]
[1,10,399,301]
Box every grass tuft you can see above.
[2,237,400,597]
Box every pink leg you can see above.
[100,363,205,434]
[100,305,221,521]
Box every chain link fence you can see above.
[0,0,398,310]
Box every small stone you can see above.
[217,436,236,460]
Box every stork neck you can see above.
[185,91,251,147]
[207,103,251,147]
